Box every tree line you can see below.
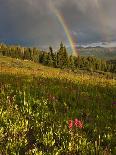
[0,42,115,73]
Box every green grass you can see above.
[0,56,116,154]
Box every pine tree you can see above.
[42,52,49,65]
[68,55,75,69]
[47,46,56,67]
[57,42,68,68]
[32,48,40,63]
[47,53,54,67]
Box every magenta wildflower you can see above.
[68,120,73,129]
[74,118,83,129]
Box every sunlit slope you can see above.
[0,56,116,154]
[0,56,115,87]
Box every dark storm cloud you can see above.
[0,0,116,47]
[0,0,67,47]
[58,0,116,43]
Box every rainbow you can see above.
[51,6,78,57]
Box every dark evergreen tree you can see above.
[57,42,68,68]
[42,52,49,65]
[47,46,56,67]
[0,42,115,73]
[68,55,75,69]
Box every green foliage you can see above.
[0,71,115,154]
[0,42,116,73]
[47,46,56,67]
[57,42,68,68]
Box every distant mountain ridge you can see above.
[67,46,116,60]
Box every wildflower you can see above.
[68,120,73,129]
[74,118,80,127]
[78,121,83,129]
[74,118,83,129]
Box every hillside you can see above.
[78,47,116,60]
[0,56,115,80]
[0,56,116,154]
[0,43,116,73]
[67,46,116,60]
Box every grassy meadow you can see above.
[0,56,116,154]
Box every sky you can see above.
[0,0,116,48]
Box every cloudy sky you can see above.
[0,0,116,48]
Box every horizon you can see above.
[1,41,116,50]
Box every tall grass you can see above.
[0,57,116,154]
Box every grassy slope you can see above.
[0,56,115,85]
[0,56,116,154]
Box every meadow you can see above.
[0,56,116,154]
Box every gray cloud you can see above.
[0,0,116,47]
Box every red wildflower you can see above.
[78,121,83,129]
[74,118,83,129]
[68,120,73,129]
[74,118,80,127]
